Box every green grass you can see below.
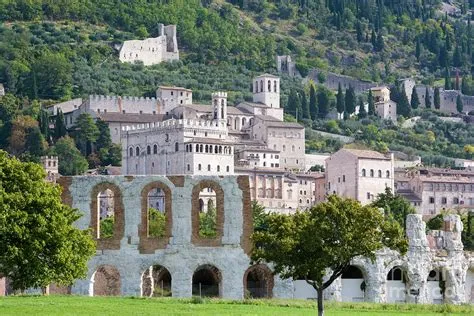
[0,296,472,315]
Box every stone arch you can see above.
[153,144,158,154]
[136,146,140,156]
[426,268,444,304]
[386,266,407,303]
[129,147,133,157]
[90,182,124,250]
[341,265,366,302]
[90,265,121,296]
[243,264,274,298]
[242,117,247,127]
[192,264,222,297]
[139,181,172,253]
[141,264,172,297]
[191,181,224,246]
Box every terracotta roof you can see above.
[342,148,390,160]
[238,101,269,108]
[97,112,165,123]
[158,86,192,92]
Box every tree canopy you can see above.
[252,195,407,316]
[0,150,95,291]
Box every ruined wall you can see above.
[58,175,289,299]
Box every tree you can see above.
[397,89,411,117]
[38,109,49,140]
[434,87,441,109]
[309,83,318,120]
[51,136,88,176]
[425,87,431,108]
[368,89,375,115]
[344,86,356,115]
[444,67,451,90]
[371,187,415,234]
[252,195,407,316]
[73,113,99,156]
[375,32,385,52]
[31,51,72,100]
[95,119,112,150]
[457,94,464,113]
[356,21,363,42]
[301,90,310,119]
[410,86,420,109]
[317,88,330,119]
[415,38,421,61]
[252,200,269,232]
[336,83,344,114]
[0,150,95,291]
[54,109,67,140]
[286,90,301,119]
[358,98,367,119]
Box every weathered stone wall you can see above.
[58,175,287,299]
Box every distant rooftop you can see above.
[342,148,390,160]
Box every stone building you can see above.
[396,167,474,216]
[370,86,397,121]
[276,55,299,77]
[308,69,377,94]
[119,24,179,66]
[325,149,394,205]
[41,156,59,182]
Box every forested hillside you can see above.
[0,0,473,170]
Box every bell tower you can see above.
[212,92,227,121]
[252,74,280,108]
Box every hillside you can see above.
[0,0,473,169]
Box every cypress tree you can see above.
[434,87,441,110]
[410,86,420,109]
[371,29,377,48]
[444,67,451,90]
[356,21,363,43]
[453,45,462,67]
[301,90,310,119]
[345,86,356,115]
[39,109,49,139]
[457,95,464,113]
[336,83,345,114]
[317,88,330,119]
[368,89,375,116]
[358,98,367,119]
[376,32,385,52]
[397,90,411,117]
[425,87,431,108]
[415,38,421,61]
[54,109,67,140]
[309,84,318,120]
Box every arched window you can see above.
[274,80,277,92]
[268,80,271,91]
[260,80,263,92]
[362,169,366,177]
[221,105,224,119]
[370,169,374,177]
[147,145,151,155]
[136,146,140,156]
[189,145,192,152]
[219,146,222,154]
[217,165,220,172]
[153,144,158,154]
[386,170,390,178]
[129,147,133,157]
[226,166,230,172]
[195,144,199,152]
[255,81,258,93]
[242,117,247,127]
[175,142,179,152]
[209,145,213,153]
[378,170,382,178]
[200,144,203,152]
[205,145,209,153]
[282,145,286,152]
[198,164,202,171]
[207,164,211,171]
[214,146,218,154]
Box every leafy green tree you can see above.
[199,207,217,238]
[31,51,72,100]
[425,87,431,108]
[336,83,344,114]
[375,32,385,52]
[415,38,421,61]
[252,200,268,232]
[344,86,356,115]
[457,94,464,113]
[371,187,415,234]
[25,126,46,158]
[50,136,88,176]
[410,86,420,109]
[54,109,67,140]
[368,89,375,116]
[434,87,441,109]
[0,150,95,291]
[252,195,407,316]
[148,208,166,238]
[99,144,122,167]
[73,113,99,156]
[95,119,112,150]
[309,83,318,120]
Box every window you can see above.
[282,145,286,152]
[292,145,295,152]
[136,146,140,156]
[187,164,190,171]
[171,91,174,96]
[226,166,229,172]
[378,170,382,178]
[175,142,179,152]
[367,192,371,200]
[129,147,133,157]
[453,197,459,204]
[429,197,435,204]
[441,197,447,204]
[370,169,374,177]
[386,170,390,178]
[338,177,341,183]
[362,169,366,177]
[147,145,151,155]
[153,144,158,154]
[217,165,220,172]
[198,164,202,171]
[342,175,345,182]
[207,165,211,171]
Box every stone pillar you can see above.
[324,277,341,302]
[443,214,466,304]
[365,259,386,303]
[121,267,142,296]
[406,214,431,304]
[171,263,192,298]
[273,275,293,299]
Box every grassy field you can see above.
[0,296,473,315]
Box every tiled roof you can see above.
[342,148,390,160]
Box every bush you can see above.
[426,214,443,230]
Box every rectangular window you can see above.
[187,164,190,171]
[441,197,447,204]
[367,192,371,200]
[342,175,345,182]
[453,197,459,204]
[429,197,435,204]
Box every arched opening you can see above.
[91,265,121,296]
[427,269,443,304]
[136,146,140,156]
[129,147,133,157]
[341,265,365,302]
[267,80,271,91]
[242,117,247,127]
[192,265,221,297]
[147,145,151,155]
[147,188,166,238]
[97,189,115,239]
[141,265,172,297]
[153,144,158,154]
[386,266,406,303]
[260,80,263,92]
[198,187,217,238]
[244,265,274,298]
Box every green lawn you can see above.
[0,296,472,315]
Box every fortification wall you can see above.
[308,69,377,93]
[87,95,159,114]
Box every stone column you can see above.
[171,262,192,298]
[443,214,466,304]
[365,258,386,303]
